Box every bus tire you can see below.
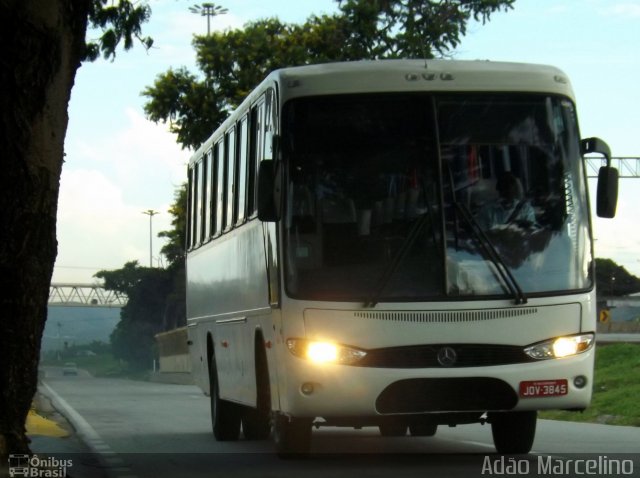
[491,411,537,454]
[273,413,312,457]
[209,358,241,441]
[242,407,271,440]
[409,422,437,437]
[379,423,408,437]
[242,336,272,440]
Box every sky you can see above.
[53,0,640,284]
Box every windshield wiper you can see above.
[454,202,528,305]
[364,211,432,308]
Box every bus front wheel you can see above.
[273,413,312,457]
[242,407,271,440]
[490,411,537,454]
[209,360,241,441]
[243,337,271,440]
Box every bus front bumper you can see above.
[277,347,594,419]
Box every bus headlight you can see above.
[286,339,367,365]
[524,333,594,360]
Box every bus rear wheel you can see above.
[273,413,312,457]
[491,411,537,454]
[209,359,241,441]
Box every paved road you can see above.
[35,367,640,478]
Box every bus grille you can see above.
[356,344,533,368]
[354,308,538,323]
[376,377,518,414]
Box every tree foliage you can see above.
[0,0,152,455]
[84,0,153,60]
[96,262,172,368]
[595,258,640,297]
[158,184,187,332]
[159,183,188,267]
[143,0,515,149]
[95,185,187,368]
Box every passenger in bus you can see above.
[476,172,536,230]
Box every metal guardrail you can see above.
[48,283,127,308]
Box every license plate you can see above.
[519,379,568,398]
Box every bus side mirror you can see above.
[581,137,618,218]
[257,160,282,222]
[596,166,618,218]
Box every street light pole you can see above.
[142,209,159,267]
[188,2,228,35]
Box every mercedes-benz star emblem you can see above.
[436,346,457,367]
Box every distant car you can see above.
[62,362,78,376]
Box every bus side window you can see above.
[248,100,265,216]
[209,148,218,237]
[202,150,213,242]
[264,89,275,161]
[193,159,204,247]
[225,127,236,231]
[201,152,210,242]
[187,167,194,249]
[216,140,226,234]
[236,116,248,225]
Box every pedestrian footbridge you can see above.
[48,283,127,308]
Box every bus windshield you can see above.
[282,93,592,302]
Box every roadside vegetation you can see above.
[541,343,640,426]
[40,342,149,380]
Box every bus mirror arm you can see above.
[257,160,282,222]
[580,137,611,163]
[581,137,618,218]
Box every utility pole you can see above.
[189,3,228,35]
[142,210,159,268]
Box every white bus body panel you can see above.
[187,220,274,405]
[271,60,575,104]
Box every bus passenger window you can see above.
[210,148,218,237]
[247,102,263,216]
[204,149,215,239]
[201,154,209,242]
[264,90,275,160]
[187,167,194,249]
[194,159,203,247]
[237,116,248,224]
[216,140,226,234]
[226,128,236,230]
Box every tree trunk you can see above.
[0,0,89,456]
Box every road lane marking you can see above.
[40,381,140,478]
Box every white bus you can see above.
[185,60,618,456]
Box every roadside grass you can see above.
[41,353,149,380]
[540,343,640,426]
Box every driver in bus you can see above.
[477,171,536,230]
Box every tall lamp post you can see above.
[189,3,228,35]
[142,209,159,267]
